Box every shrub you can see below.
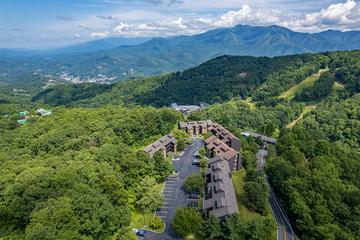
[172,208,203,237]
[183,173,204,193]
[149,216,163,230]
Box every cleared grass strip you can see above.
[278,68,329,100]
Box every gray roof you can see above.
[241,131,277,144]
[144,134,176,156]
[179,120,213,129]
[204,157,239,218]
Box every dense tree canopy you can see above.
[0,106,180,239]
[266,125,360,239]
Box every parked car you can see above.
[189,193,200,199]
[187,202,198,208]
[192,158,200,165]
[135,229,148,237]
[193,151,201,158]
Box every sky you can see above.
[0,0,359,48]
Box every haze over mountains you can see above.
[1,24,360,85]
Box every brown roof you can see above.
[205,136,238,160]
[209,123,239,144]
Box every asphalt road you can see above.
[256,148,296,240]
[145,138,203,240]
[268,186,295,240]
[256,149,268,169]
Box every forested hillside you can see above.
[32,51,360,108]
[0,106,180,239]
[2,50,360,239]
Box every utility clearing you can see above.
[278,68,329,100]
[242,97,256,110]
[333,82,345,91]
[287,105,317,129]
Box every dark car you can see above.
[189,193,200,199]
[192,158,200,165]
[187,202,198,208]
[136,229,148,237]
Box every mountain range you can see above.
[1,24,360,85]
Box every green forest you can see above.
[1,50,360,239]
[0,106,180,239]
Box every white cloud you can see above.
[91,31,110,38]
[106,0,360,38]
[74,34,81,38]
[109,4,285,37]
[284,0,360,31]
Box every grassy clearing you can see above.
[241,97,256,110]
[278,68,329,100]
[287,105,316,129]
[333,82,345,91]
[130,183,166,233]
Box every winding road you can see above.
[256,146,297,240]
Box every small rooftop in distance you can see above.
[241,131,277,144]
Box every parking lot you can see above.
[145,138,203,240]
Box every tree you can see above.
[223,214,246,240]
[243,174,269,215]
[242,150,257,171]
[183,173,204,193]
[25,197,82,240]
[244,217,276,240]
[138,187,163,224]
[153,152,173,182]
[139,176,157,193]
[286,146,305,167]
[196,215,222,240]
[171,208,203,238]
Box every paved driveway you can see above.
[145,138,204,240]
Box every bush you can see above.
[149,216,163,230]
[183,173,204,193]
[172,208,203,238]
[243,173,269,215]
[200,158,208,168]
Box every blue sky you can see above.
[0,0,359,48]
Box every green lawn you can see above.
[278,68,329,100]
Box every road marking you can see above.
[157,210,168,214]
